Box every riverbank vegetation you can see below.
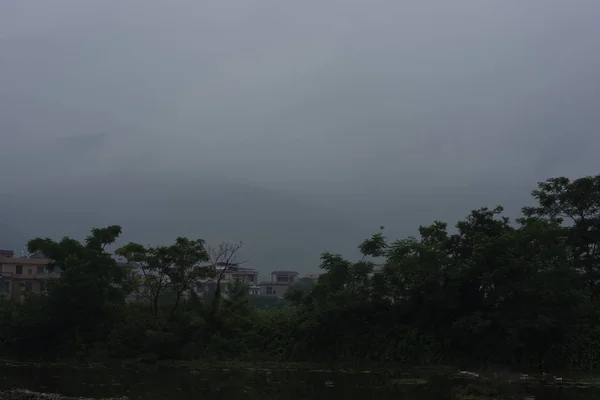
[1,174,600,372]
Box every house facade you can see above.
[195,263,260,299]
[259,270,299,299]
[0,248,308,304]
[0,252,59,301]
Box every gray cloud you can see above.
[1,1,599,270]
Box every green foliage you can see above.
[2,174,600,371]
[116,238,211,318]
[284,278,314,306]
[115,242,173,316]
[19,226,130,357]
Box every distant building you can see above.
[0,255,59,301]
[269,270,300,284]
[195,263,260,298]
[303,273,320,282]
[224,263,260,296]
[372,264,385,275]
[259,270,299,299]
[221,263,259,285]
[0,250,14,258]
[28,251,48,259]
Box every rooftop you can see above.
[0,257,50,265]
[0,250,14,258]
[216,262,241,267]
[230,270,258,275]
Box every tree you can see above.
[523,175,600,297]
[205,241,244,315]
[312,231,387,305]
[115,243,173,316]
[284,278,315,306]
[163,237,210,319]
[116,238,211,318]
[224,279,253,318]
[358,231,388,259]
[27,226,130,352]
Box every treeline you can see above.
[1,174,600,371]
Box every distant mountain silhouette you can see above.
[0,166,541,274]
[0,173,368,274]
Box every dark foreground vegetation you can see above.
[1,174,600,372]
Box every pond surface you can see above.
[0,362,599,400]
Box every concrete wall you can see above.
[0,258,52,300]
[0,258,49,277]
[10,279,44,300]
[259,283,292,299]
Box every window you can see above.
[25,281,32,292]
[28,269,33,275]
[15,265,23,274]
[276,275,289,283]
[0,281,9,293]
[37,265,45,274]
[273,290,276,295]
[266,287,273,295]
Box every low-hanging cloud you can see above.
[1,0,599,269]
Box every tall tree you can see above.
[164,237,210,319]
[205,241,244,315]
[523,175,600,297]
[27,226,130,351]
[115,243,173,316]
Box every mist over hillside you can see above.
[0,170,371,274]
[0,161,540,276]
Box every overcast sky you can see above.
[1,1,600,265]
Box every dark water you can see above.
[0,363,598,400]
